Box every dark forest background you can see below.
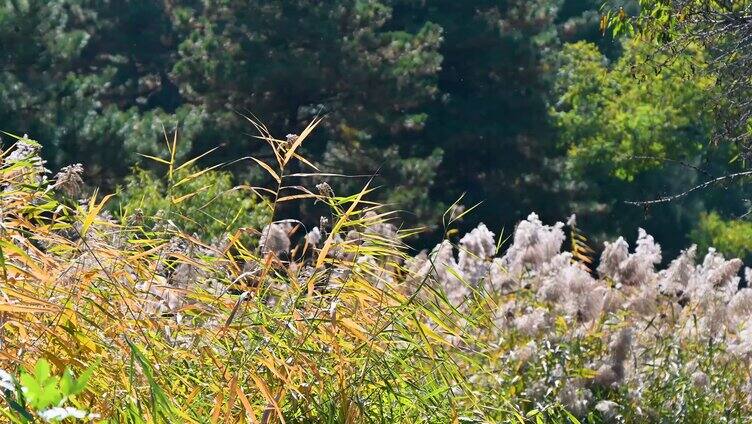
[2,0,750,260]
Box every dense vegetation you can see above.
[4,0,752,421]
[3,128,752,422]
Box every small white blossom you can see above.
[39,407,99,422]
[0,370,15,392]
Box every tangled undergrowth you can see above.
[1,121,752,423]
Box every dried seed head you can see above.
[513,307,550,336]
[448,203,466,222]
[305,227,322,246]
[692,370,709,388]
[501,213,565,274]
[598,229,661,286]
[260,222,292,256]
[595,400,620,421]
[285,133,299,145]
[6,137,41,163]
[557,384,591,417]
[5,137,49,184]
[316,182,334,198]
[53,163,84,197]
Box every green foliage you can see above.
[0,0,630,237]
[115,166,269,239]
[602,0,752,153]
[0,0,206,181]
[169,1,447,224]
[2,359,96,422]
[547,38,751,257]
[19,359,91,411]
[0,0,447,223]
[413,0,596,229]
[552,40,713,181]
[692,211,752,261]
[8,0,749,258]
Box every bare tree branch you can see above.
[625,170,752,206]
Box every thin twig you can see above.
[625,170,752,206]
[629,155,714,178]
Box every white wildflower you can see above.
[488,258,517,292]
[596,328,632,388]
[685,248,742,302]
[412,241,469,306]
[458,223,496,284]
[610,328,632,363]
[730,319,752,357]
[6,137,42,164]
[524,381,548,400]
[600,288,625,314]
[0,370,15,392]
[5,137,49,185]
[598,229,661,286]
[39,406,98,421]
[513,307,550,336]
[595,400,620,421]
[594,363,619,388]
[501,213,565,275]
[558,384,592,417]
[509,341,538,366]
[536,253,605,322]
[728,288,752,330]
[598,237,629,281]
[569,285,609,323]
[406,250,428,278]
[658,245,696,298]
[492,300,517,330]
[635,228,662,264]
[626,284,659,317]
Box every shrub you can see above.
[115,165,269,240]
[692,211,752,261]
